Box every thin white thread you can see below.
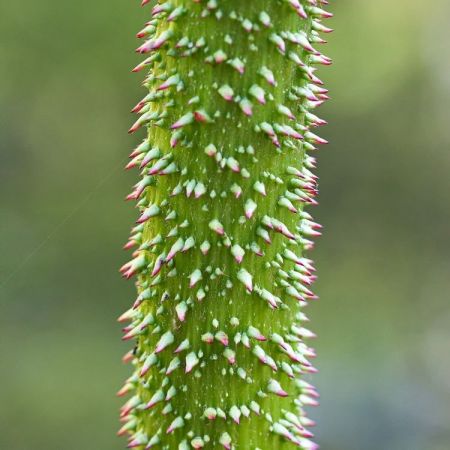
[0,156,129,289]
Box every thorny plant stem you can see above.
[118,1,332,449]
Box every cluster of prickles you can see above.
[118,0,332,449]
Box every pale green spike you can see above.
[218,84,234,101]
[208,219,224,235]
[166,416,185,434]
[223,348,236,364]
[249,84,266,104]
[155,331,174,354]
[219,432,232,449]
[174,338,190,353]
[229,405,241,423]
[253,180,267,196]
[250,400,261,415]
[241,404,251,417]
[244,198,257,219]
[194,181,207,198]
[239,98,253,116]
[237,268,253,292]
[178,440,189,450]
[185,352,200,373]
[228,57,245,74]
[259,11,272,27]
[259,65,276,86]
[165,385,177,401]
[175,301,188,321]
[146,389,165,409]
[166,357,181,375]
[182,236,195,252]
[189,269,202,288]
[231,244,245,263]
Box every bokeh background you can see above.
[1,1,449,449]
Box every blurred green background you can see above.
[1,1,449,449]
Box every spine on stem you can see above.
[118,1,332,449]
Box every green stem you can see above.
[119,1,331,449]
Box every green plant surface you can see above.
[119,1,332,448]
